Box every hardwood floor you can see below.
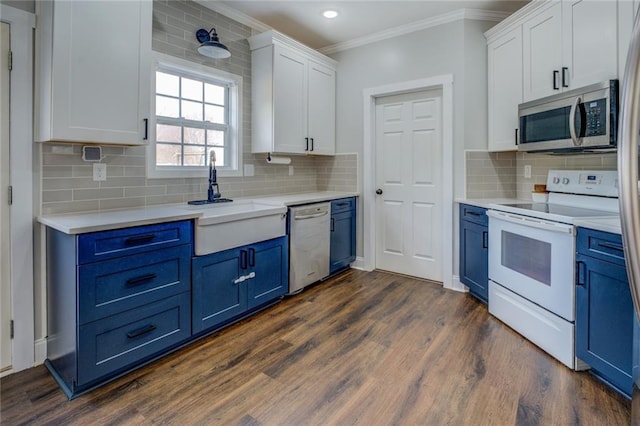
[1,270,631,425]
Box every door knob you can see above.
[376,189,383,195]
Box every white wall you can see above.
[330,19,494,258]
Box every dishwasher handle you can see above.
[294,210,329,220]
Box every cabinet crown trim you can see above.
[248,30,338,69]
[485,0,554,41]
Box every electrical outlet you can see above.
[93,163,107,181]
[524,165,532,179]
[288,166,294,176]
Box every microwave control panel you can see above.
[582,98,607,137]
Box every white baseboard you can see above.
[350,256,368,271]
[34,338,47,365]
[446,275,469,293]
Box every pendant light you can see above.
[195,28,231,59]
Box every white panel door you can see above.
[523,2,563,101]
[307,60,335,155]
[375,90,443,281]
[562,0,617,90]
[273,45,307,154]
[1,21,11,373]
[488,26,523,151]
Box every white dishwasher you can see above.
[288,202,331,294]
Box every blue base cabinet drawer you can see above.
[77,221,192,264]
[79,245,192,324]
[78,293,191,387]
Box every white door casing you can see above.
[1,4,35,374]
[362,75,453,290]
[1,21,12,373]
[374,90,443,281]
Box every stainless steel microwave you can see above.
[518,80,618,153]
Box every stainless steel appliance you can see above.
[617,10,640,421]
[518,80,618,153]
[288,202,330,294]
[488,170,619,369]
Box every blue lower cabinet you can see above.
[330,197,356,274]
[192,236,288,334]
[576,252,635,397]
[77,293,191,387]
[459,204,488,303]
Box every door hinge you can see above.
[8,186,12,206]
[8,50,12,71]
[10,320,14,339]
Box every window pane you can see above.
[205,104,225,124]
[183,145,206,166]
[207,130,225,146]
[156,95,179,118]
[156,143,182,166]
[207,147,226,167]
[205,83,225,105]
[182,100,203,121]
[156,124,181,143]
[184,127,205,145]
[156,72,179,97]
[182,77,203,101]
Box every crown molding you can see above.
[319,8,512,55]
[193,0,272,34]
[484,0,551,40]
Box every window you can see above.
[148,53,242,178]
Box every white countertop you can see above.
[574,217,622,235]
[38,191,359,234]
[455,198,527,209]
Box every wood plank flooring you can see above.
[1,270,631,425]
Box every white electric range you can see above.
[486,170,620,369]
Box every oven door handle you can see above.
[487,210,575,235]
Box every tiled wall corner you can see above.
[41,0,350,215]
[465,151,517,199]
[515,152,617,199]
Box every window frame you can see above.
[147,52,243,179]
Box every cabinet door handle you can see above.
[240,249,248,269]
[126,273,157,286]
[310,138,314,151]
[482,231,488,249]
[305,137,309,152]
[597,241,624,253]
[561,67,569,88]
[124,234,155,246]
[248,248,255,267]
[515,128,519,145]
[331,217,335,232]
[553,70,560,90]
[143,118,149,140]
[575,260,586,287]
[127,324,156,339]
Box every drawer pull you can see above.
[126,324,157,339]
[597,241,624,253]
[126,273,157,286]
[124,234,156,246]
[336,202,349,207]
[466,211,481,216]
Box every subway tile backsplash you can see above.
[40,0,357,215]
[465,151,517,199]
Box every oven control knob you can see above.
[553,177,560,184]
[562,177,570,185]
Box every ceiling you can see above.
[207,1,529,52]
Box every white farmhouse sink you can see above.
[185,200,287,255]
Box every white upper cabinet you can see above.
[488,26,523,151]
[521,0,617,102]
[249,30,337,156]
[522,3,564,101]
[36,1,152,145]
[562,0,617,90]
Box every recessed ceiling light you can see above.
[323,10,338,19]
